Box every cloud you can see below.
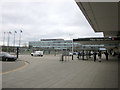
[0,0,103,46]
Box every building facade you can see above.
[29,39,81,53]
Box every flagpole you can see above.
[13,31,17,47]
[3,32,6,46]
[7,32,10,47]
[7,31,11,52]
[19,32,21,47]
[13,31,15,47]
[19,30,22,47]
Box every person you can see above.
[118,52,120,58]
[93,51,97,62]
[88,51,92,58]
[77,52,80,59]
[77,52,81,60]
[98,51,102,62]
[104,51,109,60]
[82,51,85,60]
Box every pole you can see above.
[13,31,15,47]
[13,31,17,47]
[19,32,21,47]
[16,47,19,58]
[82,50,84,60]
[71,35,74,60]
[69,34,74,60]
[7,32,11,52]
[72,39,74,54]
[7,32,10,47]
[3,32,5,46]
[19,30,22,47]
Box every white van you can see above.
[31,51,43,57]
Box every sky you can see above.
[0,0,103,46]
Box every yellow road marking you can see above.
[0,61,29,75]
[2,62,16,64]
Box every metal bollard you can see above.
[16,47,19,58]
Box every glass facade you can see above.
[29,39,81,51]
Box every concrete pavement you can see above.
[2,54,118,88]
[1,60,27,74]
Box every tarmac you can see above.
[1,54,119,88]
[1,60,27,74]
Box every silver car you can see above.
[0,52,17,61]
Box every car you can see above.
[73,52,78,55]
[69,52,73,56]
[31,51,43,56]
[69,52,78,56]
[0,52,17,61]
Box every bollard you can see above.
[16,47,19,58]
[82,50,84,60]
[60,55,64,61]
[72,55,73,60]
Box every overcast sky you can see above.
[0,0,103,46]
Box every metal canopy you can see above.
[74,1,120,51]
[75,1,119,37]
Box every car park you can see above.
[31,51,43,56]
[0,52,17,61]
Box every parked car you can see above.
[73,52,78,55]
[69,52,78,56]
[69,52,73,56]
[0,52,17,61]
[31,51,43,57]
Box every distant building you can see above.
[29,39,81,51]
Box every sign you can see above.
[73,37,120,42]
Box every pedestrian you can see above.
[93,51,97,62]
[77,52,81,60]
[88,51,92,58]
[104,51,109,60]
[77,52,80,59]
[98,51,102,62]
[82,51,85,60]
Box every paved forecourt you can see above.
[1,60,27,74]
[2,54,118,88]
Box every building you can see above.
[74,1,120,57]
[29,39,81,53]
